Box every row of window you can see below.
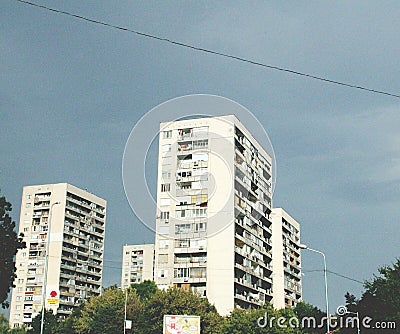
[176,208,207,218]
[175,222,206,234]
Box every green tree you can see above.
[0,314,26,334]
[28,310,58,334]
[130,280,158,300]
[73,286,124,334]
[293,302,325,334]
[344,292,357,309]
[362,258,400,320]
[140,287,223,334]
[338,258,400,334]
[73,285,143,334]
[0,195,26,308]
[220,304,303,334]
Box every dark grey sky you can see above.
[1,0,399,314]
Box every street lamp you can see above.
[345,309,360,334]
[40,201,60,334]
[299,244,330,334]
[124,288,128,334]
[119,287,130,334]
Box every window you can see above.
[177,171,192,178]
[16,296,22,301]
[176,210,186,218]
[194,222,206,232]
[176,239,189,248]
[193,139,208,149]
[174,268,189,278]
[26,195,32,200]
[161,184,170,192]
[175,223,191,234]
[162,130,172,139]
[16,305,21,310]
[160,211,169,220]
[191,194,208,205]
[158,269,168,278]
[25,203,31,208]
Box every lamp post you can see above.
[40,201,60,334]
[124,288,128,334]
[299,244,330,334]
[346,310,360,334]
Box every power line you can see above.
[303,269,364,285]
[15,0,400,99]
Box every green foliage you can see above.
[339,258,400,334]
[73,286,126,334]
[28,310,58,334]
[363,258,400,319]
[293,302,325,334]
[0,195,26,308]
[220,304,303,334]
[0,314,26,334]
[8,280,331,334]
[130,280,157,300]
[139,287,223,334]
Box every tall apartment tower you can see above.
[121,244,155,290]
[9,183,106,329]
[154,115,274,315]
[271,208,302,308]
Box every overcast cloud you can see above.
[1,0,399,314]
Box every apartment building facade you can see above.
[9,183,106,328]
[271,208,302,308]
[153,115,274,315]
[121,244,155,290]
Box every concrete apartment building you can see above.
[271,208,302,308]
[153,115,276,315]
[121,244,155,290]
[9,183,106,329]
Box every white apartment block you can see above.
[154,115,274,315]
[271,208,302,309]
[121,244,155,289]
[9,183,106,329]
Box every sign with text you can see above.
[163,314,200,334]
[45,286,59,308]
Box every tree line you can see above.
[1,193,399,333]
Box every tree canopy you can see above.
[0,194,26,308]
[340,258,400,333]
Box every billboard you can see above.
[163,315,200,334]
